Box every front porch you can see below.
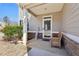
[27,39,68,56]
[19,3,79,56]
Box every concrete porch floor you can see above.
[28,39,69,56]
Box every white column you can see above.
[22,7,29,46]
[22,16,27,46]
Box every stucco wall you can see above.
[62,3,79,36]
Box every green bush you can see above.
[2,25,23,41]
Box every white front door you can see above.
[42,16,52,39]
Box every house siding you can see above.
[27,3,79,37]
[28,15,41,31]
[37,12,62,32]
[62,3,79,55]
[52,12,62,32]
[62,3,79,36]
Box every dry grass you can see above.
[0,40,27,56]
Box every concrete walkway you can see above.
[28,39,69,56]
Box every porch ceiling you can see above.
[24,3,64,16]
[19,3,64,17]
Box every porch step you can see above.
[42,37,51,41]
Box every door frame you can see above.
[42,15,52,38]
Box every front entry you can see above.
[42,16,52,40]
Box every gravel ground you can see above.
[0,41,27,56]
[0,32,27,56]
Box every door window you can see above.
[44,20,51,30]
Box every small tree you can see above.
[3,16,10,25]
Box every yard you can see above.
[0,27,27,56]
[0,40,27,56]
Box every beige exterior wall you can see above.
[52,12,62,32]
[62,3,79,36]
[28,14,41,31]
[37,12,62,32]
[28,12,62,32]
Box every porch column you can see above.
[22,8,29,46]
[23,16,27,46]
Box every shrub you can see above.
[2,25,23,41]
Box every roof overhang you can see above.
[19,3,64,17]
